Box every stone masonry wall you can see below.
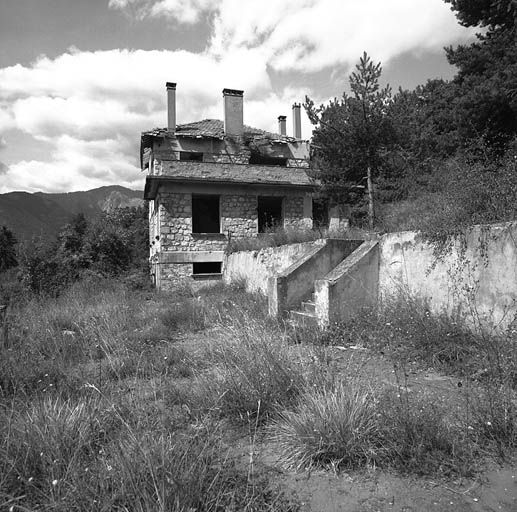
[155,189,313,287]
[158,192,226,252]
[284,195,309,230]
[221,194,257,237]
[158,263,192,290]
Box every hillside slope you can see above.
[0,186,143,240]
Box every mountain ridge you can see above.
[0,186,143,240]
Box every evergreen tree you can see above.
[304,52,396,228]
[444,0,517,151]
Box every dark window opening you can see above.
[258,196,283,233]
[313,198,330,229]
[249,153,288,166]
[193,262,222,274]
[180,151,203,161]
[192,195,220,233]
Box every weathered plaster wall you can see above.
[223,240,326,294]
[379,223,517,330]
[315,241,379,327]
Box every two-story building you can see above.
[142,83,344,289]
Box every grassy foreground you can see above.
[1,277,516,510]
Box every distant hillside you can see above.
[0,185,143,240]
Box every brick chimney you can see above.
[223,88,244,136]
[292,103,302,139]
[278,115,287,136]
[166,82,176,133]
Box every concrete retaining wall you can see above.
[379,222,517,330]
[223,239,326,294]
[315,241,379,326]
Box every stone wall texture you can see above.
[221,194,258,237]
[284,196,307,230]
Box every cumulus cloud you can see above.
[110,0,472,72]
[2,0,474,192]
[0,47,277,193]
[0,161,8,175]
[0,135,143,193]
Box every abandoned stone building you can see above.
[142,83,344,289]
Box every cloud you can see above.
[0,135,144,193]
[110,0,473,73]
[0,161,8,175]
[0,47,283,192]
[209,0,473,72]
[2,0,474,192]
[109,0,219,23]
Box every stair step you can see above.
[301,300,315,314]
[289,310,318,327]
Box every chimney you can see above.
[292,103,302,139]
[278,115,287,136]
[166,82,176,133]
[223,88,244,136]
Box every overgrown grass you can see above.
[288,296,517,474]
[0,277,301,511]
[225,226,368,254]
[1,274,516,511]
[172,316,305,422]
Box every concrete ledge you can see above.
[158,251,224,263]
[315,241,379,327]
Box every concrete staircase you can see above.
[289,293,318,327]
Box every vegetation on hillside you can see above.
[305,0,517,233]
[0,206,149,304]
[1,278,515,510]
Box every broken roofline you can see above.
[144,175,315,200]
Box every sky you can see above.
[0,0,475,194]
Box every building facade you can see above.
[142,84,343,289]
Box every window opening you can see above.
[249,152,288,166]
[312,198,330,229]
[180,151,203,161]
[192,195,220,233]
[258,196,283,233]
[193,262,222,274]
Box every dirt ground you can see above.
[232,344,517,512]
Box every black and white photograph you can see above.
[1,0,516,510]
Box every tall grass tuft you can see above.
[270,381,380,470]
[174,315,305,422]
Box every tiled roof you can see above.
[142,119,294,141]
